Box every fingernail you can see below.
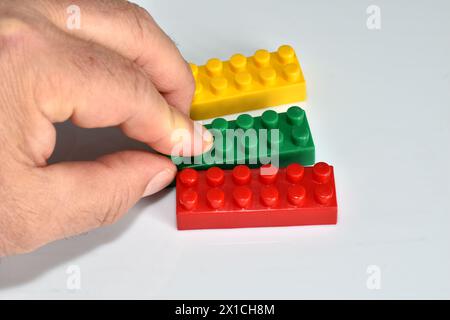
[143,168,176,197]
[194,122,213,152]
[202,127,214,152]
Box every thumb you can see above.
[40,151,175,238]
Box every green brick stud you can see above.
[291,125,310,147]
[236,114,254,130]
[287,106,305,126]
[261,110,279,129]
[210,117,228,132]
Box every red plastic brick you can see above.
[176,162,338,230]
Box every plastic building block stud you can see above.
[173,106,315,170]
[190,45,307,120]
[176,162,337,230]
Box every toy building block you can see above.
[172,106,315,170]
[176,162,337,230]
[190,45,307,120]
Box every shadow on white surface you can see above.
[0,188,173,289]
[0,121,174,289]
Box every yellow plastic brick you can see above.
[190,45,307,120]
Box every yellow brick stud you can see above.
[283,63,301,82]
[277,45,295,64]
[229,54,247,72]
[234,72,253,91]
[206,58,223,77]
[210,77,228,95]
[259,67,277,86]
[253,49,271,67]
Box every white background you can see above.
[1,0,449,299]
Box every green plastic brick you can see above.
[172,106,315,170]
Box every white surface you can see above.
[1,0,450,299]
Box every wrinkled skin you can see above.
[0,0,211,256]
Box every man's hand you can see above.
[0,0,211,256]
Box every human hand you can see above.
[0,0,211,256]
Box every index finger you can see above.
[33,0,194,114]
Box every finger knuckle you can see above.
[130,64,151,99]
[95,192,123,227]
[0,169,56,256]
[186,67,196,95]
[93,163,132,227]
[0,15,50,116]
[0,14,37,46]
[120,2,155,45]
[0,202,44,256]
